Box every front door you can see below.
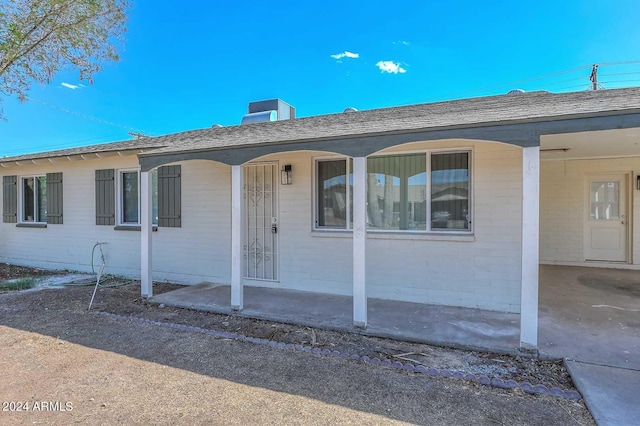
[243,163,279,280]
[584,174,628,262]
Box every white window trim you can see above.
[312,148,473,234]
[117,169,141,226]
[116,169,160,227]
[313,156,353,231]
[18,175,46,224]
[428,148,474,234]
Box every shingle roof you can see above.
[140,87,640,157]
[3,87,640,165]
[0,138,165,164]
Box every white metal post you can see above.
[141,170,153,298]
[231,165,243,310]
[352,156,367,328]
[520,146,540,350]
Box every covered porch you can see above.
[151,264,640,359]
[135,91,640,352]
[151,282,522,354]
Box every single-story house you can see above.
[2,88,640,350]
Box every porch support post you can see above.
[520,146,540,350]
[352,156,367,328]
[231,165,243,311]
[141,170,153,298]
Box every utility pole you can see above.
[590,64,599,90]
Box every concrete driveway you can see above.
[539,265,640,425]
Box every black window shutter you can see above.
[2,175,17,223]
[46,172,63,224]
[95,169,115,225]
[158,165,181,227]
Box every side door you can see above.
[584,174,628,262]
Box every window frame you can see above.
[428,148,473,234]
[116,169,158,227]
[313,156,353,231]
[117,169,141,226]
[18,175,47,224]
[312,148,473,234]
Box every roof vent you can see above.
[507,89,525,94]
[211,124,223,128]
[241,110,277,125]
[343,107,358,113]
[241,99,295,125]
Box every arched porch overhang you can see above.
[138,111,640,351]
[138,111,640,172]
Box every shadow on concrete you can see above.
[0,285,569,425]
[539,265,640,426]
[152,283,521,355]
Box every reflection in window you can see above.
[152,171,159,225]
[590,181,619,220]
[119,170,158,226]
[367,154,426,230]
[317,160,350,228]
[314,151,471,233]
[431,153,469,230]
[22,176,47,222]
[122,172,139,224]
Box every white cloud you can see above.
[393,40,410,45]
[376,60,407,74]
[61,82,80,89]
[330,51,360,60]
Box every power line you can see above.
[547,83,592,91]
[598,60,640,66]
[599,71,640,77]
[445,64,593,99]
[27,97,154,136]
[0,134,124,155]
[600,79,640,85]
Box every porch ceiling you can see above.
[541,127,640,160]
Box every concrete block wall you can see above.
[0,139,524,313]
[540,157,640,265]
[0,157,231,284]
[253,139,523,312]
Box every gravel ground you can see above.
[0,265,595,425]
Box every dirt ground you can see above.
[0,265,595,425]
[0,263,60,281]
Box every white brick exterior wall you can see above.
[249,140,524,312]
[540,157,640,265]
[0,139,524,312]
[0,156,232,284]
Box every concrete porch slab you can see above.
[152,283,521,354]
[538,265,640,426]
[539,265,640,370]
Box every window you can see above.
[314,150,471,233]
[21,176,47,223]
[117,170,158,226]
[316,159,352,229]
[367,154,426,230]
[97,167,179,228]
[5,173,63,225]
[430,152,470,231]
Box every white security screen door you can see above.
[584,175,628,262]
[243,163,279,280]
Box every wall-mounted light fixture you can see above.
[636,175,640,190]
[281,164,292,185]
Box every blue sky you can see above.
[2,0,640,157]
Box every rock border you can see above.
[92,311,582,401]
